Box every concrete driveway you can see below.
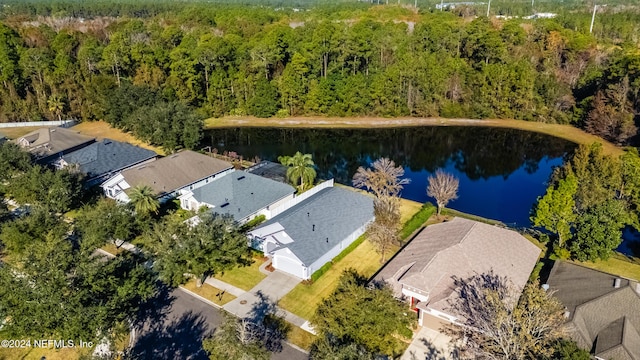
[128,286,307,360]
[223,270,301,319]
[401,327,458,360]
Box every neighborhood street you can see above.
[127,287,308,360]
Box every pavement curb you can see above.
[177,286,223,309]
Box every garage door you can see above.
[274,255,305,279]
[421,312,451,331]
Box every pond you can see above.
[202,126,576,229]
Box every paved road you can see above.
[128,287,308,360]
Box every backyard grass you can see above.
[0,125,49,139]
[204,116,623,157]
[279,198,426,320]
[286,323,317,351]
[213,256,267,291]
[181,279,236,306]
[71,121,164,155]
[571,253,640,281]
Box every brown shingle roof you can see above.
[121,150,232,196]
[374,217,541,312]
[547,261,640,359]
[16,127,95,159]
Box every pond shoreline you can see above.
[204,116,623,156]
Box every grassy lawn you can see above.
[279,240,384,320]
[213,256,267,291]
[571,253,640,281]
[100,242,126,256]
[279,198,426,320]
[204,116,623,157]
[0,126,49,139]
[181,279,236,306]
[71,121,164,155]
[286,324,317,351]
[0,347,90,360]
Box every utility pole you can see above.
[440,0,444,11]
[590,3,597,34]
[487,0,491,17]
[531,0,534,7]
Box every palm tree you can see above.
[278,152,317,191]
[128,184,160,216]
[47,95,65,121]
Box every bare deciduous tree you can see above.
[353,158,410,198]
[367,197,401,262]
[444,272,566,360]
[427,169,459,216]
[353,158,409,261]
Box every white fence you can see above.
[0,120,76,128]
[269,179,335,218]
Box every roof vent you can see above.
[237,175,246,180]
[326,238,328,243]
[312,224,315,231]
[542,284,550,291]
[614,278,621,288]
[220,202,229,208]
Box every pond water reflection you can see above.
[202,127,575,228]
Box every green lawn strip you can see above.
[400,202,436,239]
[280,240,383,320]
[100,242,126,256]
[286,324,317,351]
[280,201,428,320]
[213,256,267,291]
[440,207,504,225]
[181,279,236,306]
[570,253,640,281]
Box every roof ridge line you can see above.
[572,286,636,322]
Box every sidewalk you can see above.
[106,239,316,333]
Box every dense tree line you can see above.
[532,143,640,261]
[0,3,638,144]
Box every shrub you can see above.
[276,109,290,118]
[400,202,436,240]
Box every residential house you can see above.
[546,261,640,360]
[248,180,374,279]
[15,127,95,164]
[101,150,233,203]
[54,139,157,186]
[373,217,540,329]
[179,170,295,224]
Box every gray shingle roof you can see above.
[61,139,157,181]
[121,150,233,196]
[547,261,640,359]
[374,217,541,312]
[255,186,374,266]
[191,170,295,221]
